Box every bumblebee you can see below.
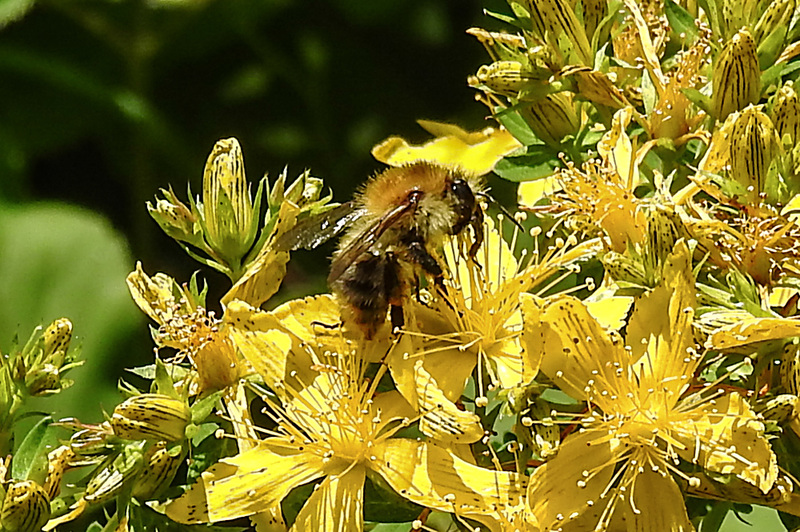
[327,162,484,338]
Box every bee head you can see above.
[449,178,479,235]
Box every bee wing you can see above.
[327,201,415,284]
[274,202,364,251]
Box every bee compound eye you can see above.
[449,179,476,232]
[451,179,475,206]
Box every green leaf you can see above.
[761,60,800,90]
[494,147,560,182]
[495,108,540,146]
[757,25,788,71]
[0,0,34,28]
[682,88,712,115]
[363,474,425,522]
[664,0,698,43]
[190,389,225,424]
[11,415,54,483]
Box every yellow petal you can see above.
[517,175,560,209]
[585,296,634,331]
[597,107,638,189]
[672,393,777,494]
[623,467,693,532]
[705,317,800,350]
[204,443,329,522]
[414,361,484,444]
[446,218,519,301]
[224,300,291,389]
[270,294,341,342]
[526,429,617,531]
[371,439,524,515]
[371,121,521,176]
[221,200,298,307]
[536,295,626,402]
[288,467,365,532]
[626,241,698,392]
[164,462,233,524]
[519,293,546,379]
[371,390,417,422]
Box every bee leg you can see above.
[389,304,405,333]
[402,230,443,277]
[413,272,422,302]
[468,206,485,260]
[311,320,341,331]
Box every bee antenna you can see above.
[477,192,525,232]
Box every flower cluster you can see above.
[5,0,800,531]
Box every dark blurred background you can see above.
[0,0,497,422]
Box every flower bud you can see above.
[16,318,77,397]
[69,424,118,465]
[601,251,647,285]
[730,105,778,201]
[42,318,72,367]
[132,441,183,500]
[780,342,800,395]
[42,445,76,500]
[523,0,592,65]
[752,0,795,45]
[84,445,144,504]
[25,364,62,396]
[646,205,685,268]
[771,82,800,143]
[202,138,258,265]
[0,481,50,532]
[755,394,798,423]
[713,29,761,120]
[520,93,579,146]
[283,170,324,208]
[474,61,542,96]
[111,394,190,442]
[147,187,202,246]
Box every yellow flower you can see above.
[644,23,711,141]
[126,264,244,391]
[550,158,646,253]
[526,241,777,530]
[371,120,521,176]
[165,295,523,529]
[388,219,599,443]
[689,209,800,286]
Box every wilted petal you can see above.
[705,316,800,350]
[126,262,179,324]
